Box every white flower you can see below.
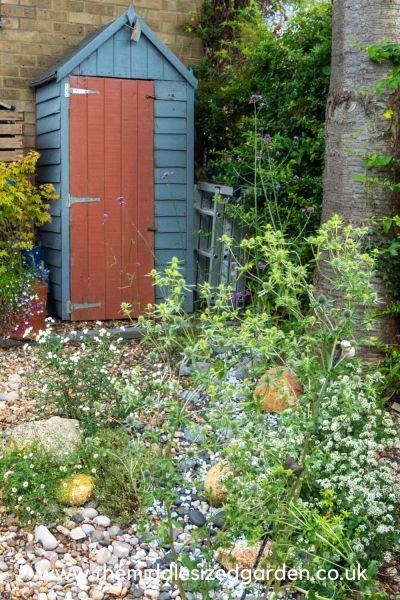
[22,481,29,488]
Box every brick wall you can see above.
[0,0,203,148]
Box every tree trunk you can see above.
[316,0,400,355]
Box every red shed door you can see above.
[69,76,155,321]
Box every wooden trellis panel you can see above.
[194,181,246,298]
[0,110,23,162]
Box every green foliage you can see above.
[192,2,331,237]
[0,444,85,526]
[0,152,57,273]
[83,428,155,526]
[137,216,398,597]
[368,42,400,93]
[34,324,124,436]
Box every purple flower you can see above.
[117,196,125,206]
[258,261,266,271]
[231,292,243,301]
[249,94,263,104]
[263,134,272,143]
[162,171,174,179]
[293,175,300,180]
[244,290,251,297]
[293,135,299,141]
[301,207,315,214]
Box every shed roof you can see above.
[31,5,197,89]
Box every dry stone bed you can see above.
[1,333,399,599]
[0,337,292,600]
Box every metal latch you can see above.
[67,301,102,314]
[67,195,101,207]
[64,83,100,98]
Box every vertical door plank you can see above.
[137,80,155,311]
[104,77,124,318]
[86,76,106,320]
[121,79,139,313]
[69,75,89,320]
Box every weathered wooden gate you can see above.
[69,76,154,320]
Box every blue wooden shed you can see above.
[31,5,197,321]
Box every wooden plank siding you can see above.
[35,84,63,317]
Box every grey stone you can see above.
[179,365,192,377]
[7,417,81,461]
[90,530,104,543]
[70,527,87,541]
[19,563,34,581]
[108,525,123,536]
[93,515,111,528]
[35,558,51,577]
[34,525,58,551]
[95,548,111,566]
[183,425,204,444]
[81,524,95,535]
[71,514,85,524]
[159,594,171,600]
[112,541,131,559]
[187,510,206,527]
[131,586,145,598]
[82,508,98,520]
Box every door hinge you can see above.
[67,301,102,314]
[64,83,100,98]
[67,195,101,207]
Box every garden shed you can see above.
[31,5,197,321]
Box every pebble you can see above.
[35,525,58,551]
[82,524,95,535]
[95,548,111,565]
[93,516,111,528]
[35,558,51,577]
[18,563,34,582]
[112,541,131,559]
[187,510,206,527]
[82,508,98,520]
[70,527,87,541]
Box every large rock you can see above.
[5,417,81,460]
[57,474,95,506]
[254,368,302,413]
[216,540,272,578]
[204,463,232,507]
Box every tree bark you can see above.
[316,0,400,354]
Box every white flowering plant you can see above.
[0,443,87,526]
[34,321,124,435]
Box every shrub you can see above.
[34,323,124,435]
[0,152,57,271]
[191,2,331,236]
[0,444,87,526]
[135,216,399,597]
[84,428,156,526]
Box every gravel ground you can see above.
[0,323,399,600]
